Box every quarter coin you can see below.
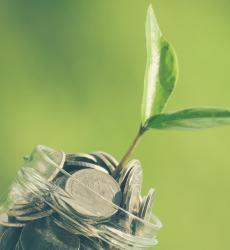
[64,169,122,221]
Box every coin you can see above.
[0,213,25,228]
[8,206,37,217]
[66,153,97,164]
[138,195,146,215]
[92,151,118,172]
[98,151,118,168]
[139,188,155,221]
[9,197,53,222]
[8,198,51,217]
[116,159,136,188]
[14,209,53,222]
[10,202,34,211]
[90,152,116,174]
[24,145,66,182]
[52,174,69,189]
[1,146,160,249]
[64,152,108,174]
[50,191,72,214]
[122,160,143,214]
[64,169,122,221]
[7,183,53,222]
[64,161,109,174]
[50,192,101,237]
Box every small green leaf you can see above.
[145,108,230,130]
[141,4,179,125]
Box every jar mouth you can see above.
[0,145,162,249]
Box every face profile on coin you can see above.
[64,169,122,221]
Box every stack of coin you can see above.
[0,145,161,249]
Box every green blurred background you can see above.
[0,0,230,249]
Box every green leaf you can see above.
[141,4,179,125]
[145,108,230,130]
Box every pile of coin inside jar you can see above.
[0,145,161,249]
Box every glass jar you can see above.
[0,145,162,249]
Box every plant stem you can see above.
[116,126,146,173]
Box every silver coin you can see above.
[52,174,69,189]
[15,209,53,222]
[9,196,49,213]
[10,198,28,206]
[122,160,143,214]
[50,191,71,213]
[8,204,52,218]
[66,153,97,164]
[50,193,101,236]
[131,194,142,216]
[64,169,122,221]
[25,145,66,182]
[138,195,146,217]
[90,152,116,174]
[8,206,37,217]
[7,195,52,224]
[139,188,155,221]
[8,184,31,208]
[116,159,137,188]
[0,213,25,228]
[65,161,109,174]
[98,151,118,168]
[9,203,32,213]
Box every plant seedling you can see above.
[116,4,230,172]
[1,4,230,250]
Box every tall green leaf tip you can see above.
[145,108,230,130]
[141,4,179,126]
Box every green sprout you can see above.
[116,4,230,172]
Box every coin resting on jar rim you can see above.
[64,169,122,221]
